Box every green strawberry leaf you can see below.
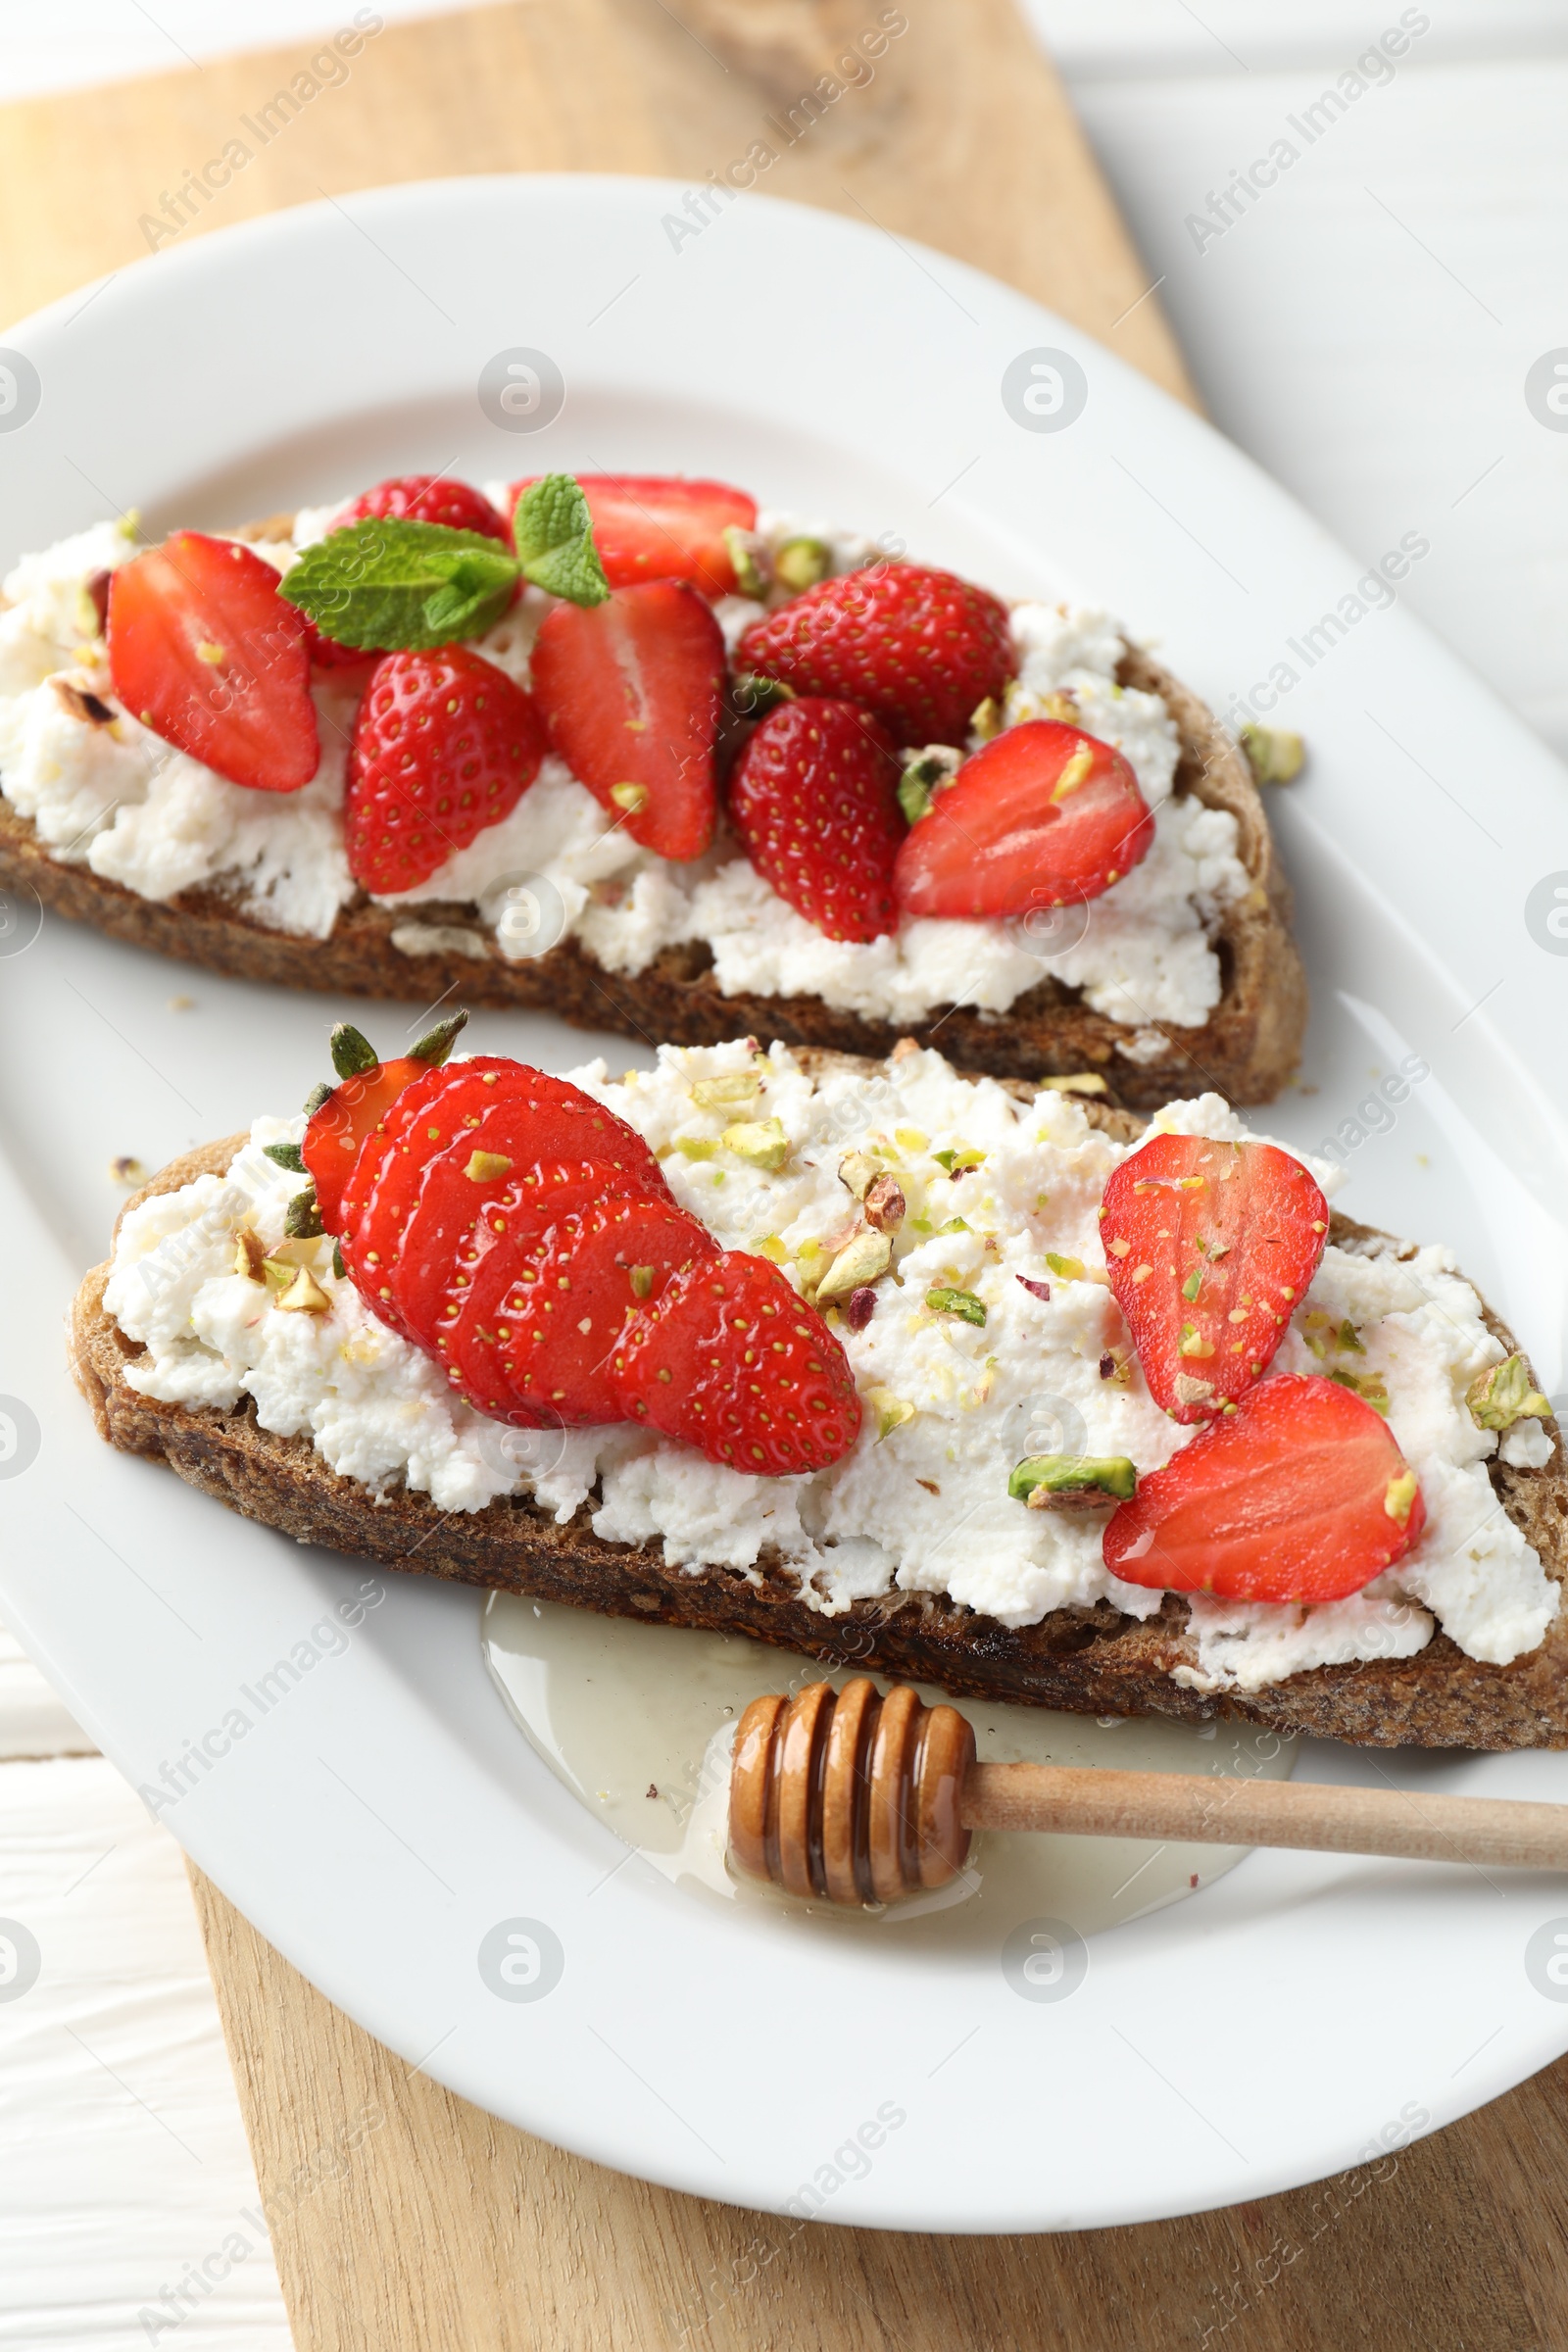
[512,474,611,607]
[278,519,521,650]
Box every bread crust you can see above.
[0,618,1305,1108]
[70,1069,1568,1750]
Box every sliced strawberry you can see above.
[107,532,318,792]
[484,1196,717,1426]
[893,721,1153,920]
[727,699,903,943]
[345,647,546,894]
[611,1250,861,1474]
[510,473,756,600]
[737,564,1013,749]
[432,1161,635,1418]
[339,474,511,543]
[1101,1133,1329,1425]
[1103,1373,1425,1604]
[391,1092,671,1346]
[335,1058,520,1321]
[303,1054,445,1231]
[529,583,723,859]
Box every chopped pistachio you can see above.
[1178,1326,1215,1358]
[867,1386,914,1441]
[1181,1270,1202,1302]
[1383,1470,1418,1528]
[610,781,649,814]
[816,1230,893,1302]
[1338,1319,1364,1354]
[926,1286,986,1327]
[722,524,768,599]
[861,1172,906,1231]
[969,696,1002,741]
[773,535,831,592]
[261,1255,296,1293]
[895,1126,928,1152]
[897,744,963,825]
[233,1230,268,1284]
[275,1265,330,1315]
[1051,742,1096,803]
[629,1264,655,1299]
[1329,1367,1389,1415]
[933,1148,985,1173]
[1045,1251,1084,1281]
[1008,1453,1137,1508]
[839,1150,878,1200]
[465,1151,514,1182]
[1240,721,1305,786]
[1466,1353,1551,1432]
[751,1234,788,1264]
[110,1155,147,1188]
[722,1117,789,1172]
[1038,1073,1108,1097]
[671,1137,718,1161]
[691,1071,762,1111]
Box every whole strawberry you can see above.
[307,476,513,666]
[727,698,903,943]
[338,473,511,543]
[345,647,546,894]
[737,563,1014,748]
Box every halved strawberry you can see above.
[345,647,547,895]
[727,698,903,943]
[483,1196,717,1426]
[107,532,318,792]
[737,564,1013,748]
[1101,1133,1329,1424]
[893,721,1153,920]
[510,473,756,600]
[339,474,511,542]
[1102,1373,1425,1603]
[529,583,724,859]
[611,1250,861,1473]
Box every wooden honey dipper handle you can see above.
[729,1681,1568,1906]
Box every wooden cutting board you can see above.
[5,4,1566,2343]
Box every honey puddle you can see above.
[483,1594,1297,1949]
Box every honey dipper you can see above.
[728,1680,1568,1905]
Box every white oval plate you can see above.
[3,176,1568,2233]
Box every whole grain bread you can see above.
[0,530,1305,1107]
[70,1059,1568,1749]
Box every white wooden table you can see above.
[3,4,1566,2342]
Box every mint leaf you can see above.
[512,474,611,607]
[278,518,521,651]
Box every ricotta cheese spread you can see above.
[102,1043,1559,1695]
[0,506,1251,1030]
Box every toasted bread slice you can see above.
[70,1057,1566,1749]
[1,519,1304,1107]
